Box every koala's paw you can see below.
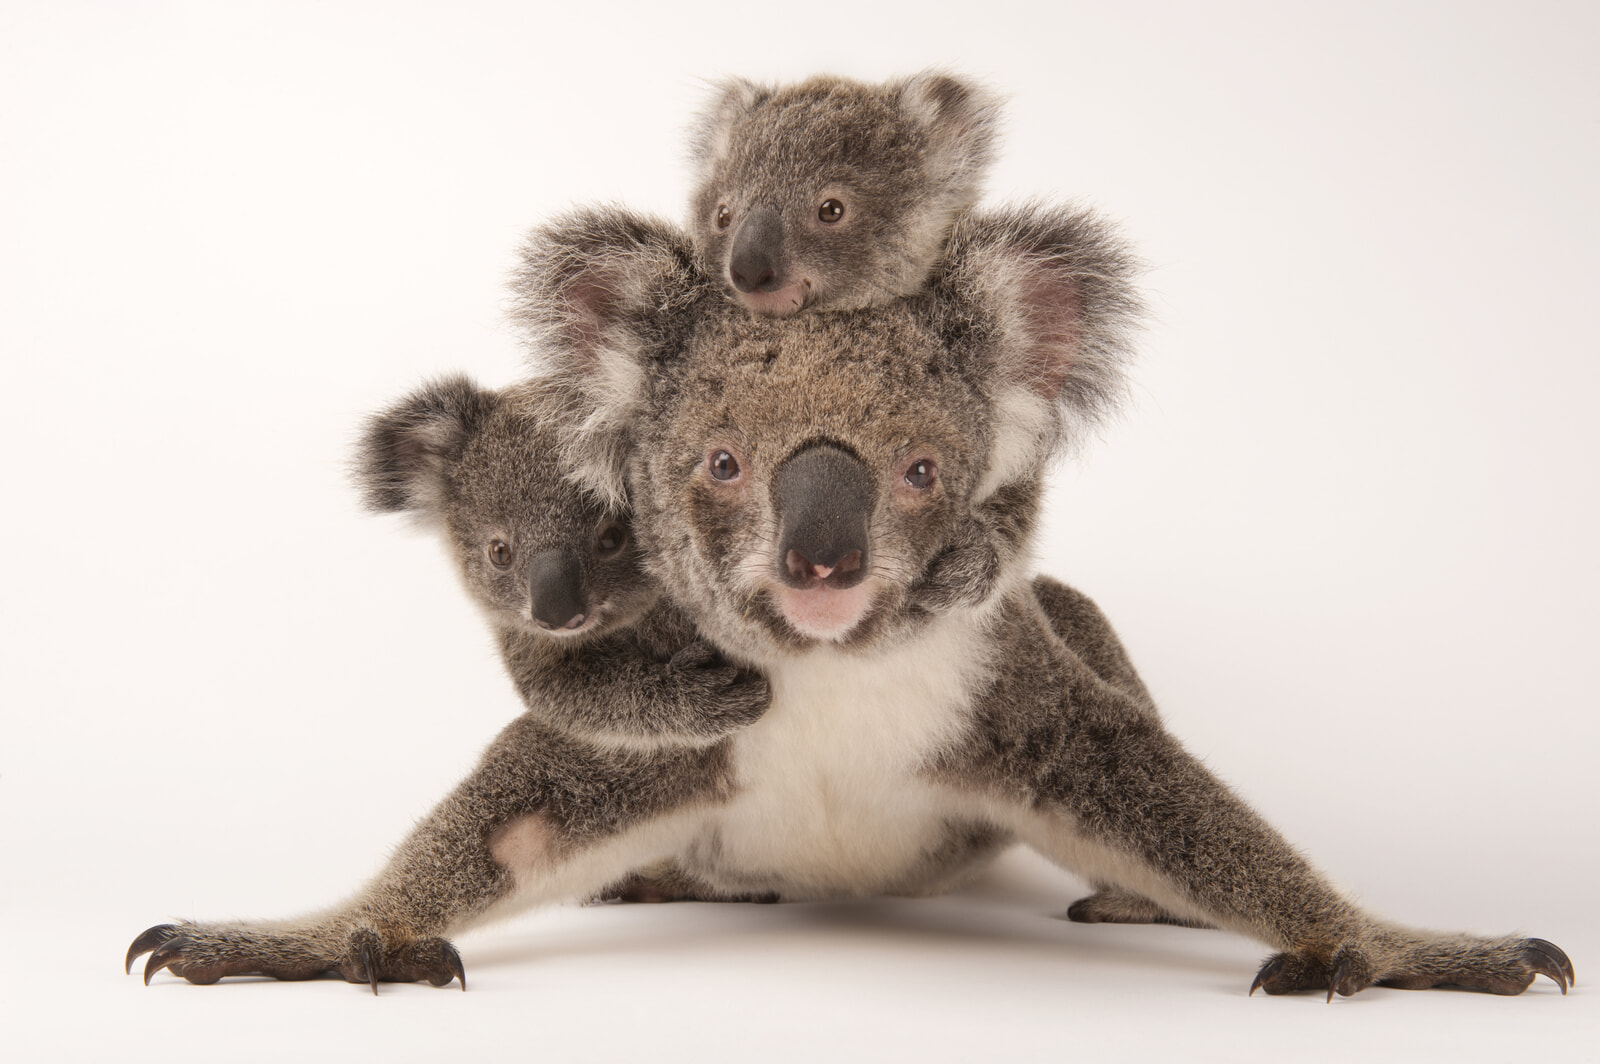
[668,641,771,729]
[909,536,1001,615]
[1065,888,1214,929]
[1250,936,1573,1000]
[126,923,465,993]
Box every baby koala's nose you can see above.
[527,550,588,631]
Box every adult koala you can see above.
[511,205,1570,996]
[128,206,1570,998]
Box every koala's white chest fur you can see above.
[684,613,993,899]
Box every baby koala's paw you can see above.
[668,640,771,729]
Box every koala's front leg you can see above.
[126,780,507,990]
[943,595,1573,997]
[129,716,730,991]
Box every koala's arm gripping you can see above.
[941,594,1573,997]
[128,716,730,991]
[502,623,770,743]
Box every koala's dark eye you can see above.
[488,539,513,568]
[716,205,732,229]
[818,199,845,223]
[904,459,937,490]
[708,449,741,482]
[595,524,628,557]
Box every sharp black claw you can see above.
[361,941,379,996]
[1250,955,1282,997]
[1524,939,1572,994]
[1525,939,1575,990]
[1327,954,1360,1001]
[126,924,179,974]
[143,936,191,986]
[444,943,466,992]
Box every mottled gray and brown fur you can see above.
[128,205,1571,998]
[353,374,769,745]
[689,71,1001,318]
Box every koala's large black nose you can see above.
[729,206,784,293]
[772,441,873,590]
[527,550,588,631]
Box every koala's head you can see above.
[687,71,1001,317]
[519,204,1140,657]
[355,375,655,639]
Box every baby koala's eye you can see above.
[488,539,514,568]
[595,524,628,557]
[818,199,845,223]
[716,205,732,229]
[708,449,741,482]
[904,459,937,490]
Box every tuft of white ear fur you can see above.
[685,77,769,183]
[973,384,1052,504]
[509,207,709,509]
[939,202,1145,467]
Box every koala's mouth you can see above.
[523,603,607,639]
[732,278,812,317]
[774,581,874,642]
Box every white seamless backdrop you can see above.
[2,2,1595,1061]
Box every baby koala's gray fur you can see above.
[128,203,1571,998]
[689,71,1001,317]
[355,374,769,744]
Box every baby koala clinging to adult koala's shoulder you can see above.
[356,374,769,744]
[689,70,1001,316]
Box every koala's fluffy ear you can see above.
[894,71,1003,214]
[510,206,708,505]
[935,203,1144,486]
[355,374,498,517]
[686,76,772,180]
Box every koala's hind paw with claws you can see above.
[126,923,466,993]
[1250,936,1574,999]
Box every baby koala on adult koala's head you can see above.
[355,374,769,745]
[688,71,1001,316]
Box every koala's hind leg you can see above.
[943,594,1573,997]
[1030,576,1209,928]
[128,717,729,991]
[1065,885,1215,929]
[594,862,779,905]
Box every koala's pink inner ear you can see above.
[561,274,626,372]
[1010,255,1086,401]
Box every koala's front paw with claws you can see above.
[1250,935,1574,999]
[668,640,771,730]
[126,922,466,993]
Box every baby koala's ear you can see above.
[894,71,1004,213]
[686,76,772,180]
[355,374,498,517]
